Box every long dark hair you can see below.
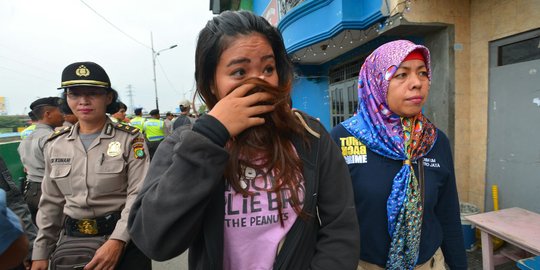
[194,11,307,223]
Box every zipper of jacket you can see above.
[274,114,319,269]
[273,191,317,269]
[273,206,307,269]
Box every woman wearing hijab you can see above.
[331,40,467,270]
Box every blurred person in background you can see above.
[163,112,174,136]
[172,99,195,130]
[0,189,29,270]
[110,101,129,124]
[20,112,37,140]
[1,156,36,270]
[130,108,145,131]
[56,99,78,131]
[143,109,165,159]
[17,97,64,223]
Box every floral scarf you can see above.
[342,40,437,269]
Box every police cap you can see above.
[30,97,62,110]
[134,108,143,115]
[149,109,160,116]
[59,61,111,90]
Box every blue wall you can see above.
[253,0,271,14]
[291,77,331,129]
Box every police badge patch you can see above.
[132,138,145,159]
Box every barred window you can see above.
[328,58,366,127]
[329,59,363,83]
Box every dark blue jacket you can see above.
[331,124,467,269]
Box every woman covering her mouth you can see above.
[129,10,360,270]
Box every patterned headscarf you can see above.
[342,40,437,269]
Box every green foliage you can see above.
[198,104,207,115]
[0,116,27,130]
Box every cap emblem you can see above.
[75,65,90,77]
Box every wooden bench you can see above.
[465,207,540,270]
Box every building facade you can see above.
[211,0,540,213]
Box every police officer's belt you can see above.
[65,212,120,237]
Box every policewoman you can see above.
[31,62,151,270]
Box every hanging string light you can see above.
[385,0,413,23]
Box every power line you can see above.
[0,65,56,83]
[0,44,57,68]
[0,55,57,76]
[79,0,150,49]
[156,58,182,96]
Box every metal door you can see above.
[329,78,358,127]
[486,58,540,212]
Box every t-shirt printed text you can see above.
[339,136,368,164]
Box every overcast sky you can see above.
[0,0,215,115]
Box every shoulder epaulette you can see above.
[113,123,140,135]
[48,126,71,141]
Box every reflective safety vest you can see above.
[20,124,36,139]
[143,118,165,141]
[130,116,146,131]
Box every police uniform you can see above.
[17,97,62,223]
[21,111,38,139]
[143,110,164,159]
[130,108,146,131]
[143,118,165,142]
[32,61,151,269]
[32,120,149,259]
[20,124,36,139]
[129,116,146,131]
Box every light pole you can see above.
[151,31,178,110]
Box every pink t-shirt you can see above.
[223,165,304,270]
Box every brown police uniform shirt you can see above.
[32,119,149,260]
